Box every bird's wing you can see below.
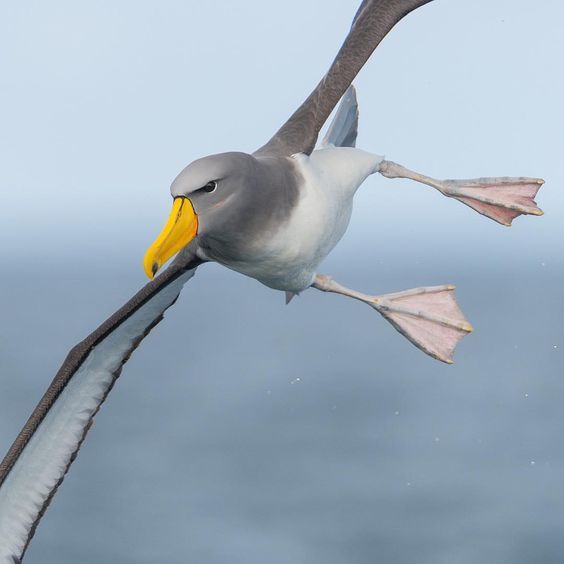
[255,0,434,157]
[0,256,200,563]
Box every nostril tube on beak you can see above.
[142,197,199,279]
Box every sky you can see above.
[0,1,563,563]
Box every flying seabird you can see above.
[0,1,544,561]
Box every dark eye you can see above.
[201,181,217,193]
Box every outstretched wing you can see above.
[0,255,201,563]
[255,0,434,157]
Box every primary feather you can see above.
[0,265,197,563]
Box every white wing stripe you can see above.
[0,269,194,562]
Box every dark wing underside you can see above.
[255,0,434,157]
[0,255,200,562]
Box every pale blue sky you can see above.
[0,0,561,269]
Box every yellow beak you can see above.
[143,197,198,279]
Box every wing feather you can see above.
[255,0,434,156]
[0,257,200,563]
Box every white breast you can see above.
[228,147,383,292]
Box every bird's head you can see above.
[143,152,257,278]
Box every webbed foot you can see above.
[313,275,472,364]
[379,160,544,226]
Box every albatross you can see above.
[0,1,544,561]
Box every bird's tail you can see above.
[320,85,359,149]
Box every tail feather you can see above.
[320,85,359,149]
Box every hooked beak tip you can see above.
[143,258,159,280]
[142,196,198,280]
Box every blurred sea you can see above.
[1,246,562,564]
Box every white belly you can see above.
[229,147,383,292]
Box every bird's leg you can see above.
[379,160,544,226]
[312,274,473,364]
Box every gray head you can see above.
[144,151,299,277]
[170,152,259,235]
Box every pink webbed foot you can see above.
[312,275,473,364]
[440,177,544,226]
[379,160,544,226]
[371,285,473,364]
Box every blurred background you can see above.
[0,1,563,562]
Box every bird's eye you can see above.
[201,181,217,193]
